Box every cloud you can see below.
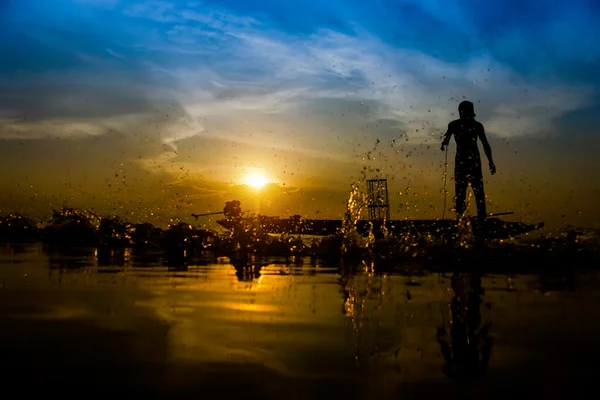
[2,0,596,146]
[0,80,155,121]
[0,119,107,140]
[157,18,593,143]
[123,1,180,22]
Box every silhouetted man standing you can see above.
[441,101,496,221]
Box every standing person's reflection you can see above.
[437,273,493,382]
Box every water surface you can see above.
[1,243,599,398]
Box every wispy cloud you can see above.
[3,0,596,145]
[123,0,180,22]
[144,7,593,143]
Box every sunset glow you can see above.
[0,0,599,228]
[243,174,269,189]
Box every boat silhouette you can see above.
[196,179,543,240]
[214,212,543,240]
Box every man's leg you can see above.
[455,172,468,219]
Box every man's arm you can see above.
[478,124,496,175]
[441,123,453,151]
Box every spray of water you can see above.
[341,180,375,255]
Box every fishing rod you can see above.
[442,146,449,219]
[487,211,514,217]
[191,209,251,220]
[191,211,225,220]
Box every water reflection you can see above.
[46,246,97,269]
[232,259,263,282]
[437,273,492,383]
[2,243,600,397]
[98,247,132,267]
[536,271,577,293]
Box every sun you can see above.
[243,174,269,189]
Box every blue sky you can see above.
[1,0,599,226]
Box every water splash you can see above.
[341,181,374,255]
[456,216,475,248]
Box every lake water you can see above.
[1,243,599,398]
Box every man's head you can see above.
[458,101,475,119]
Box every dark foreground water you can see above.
[1,243,600,398]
